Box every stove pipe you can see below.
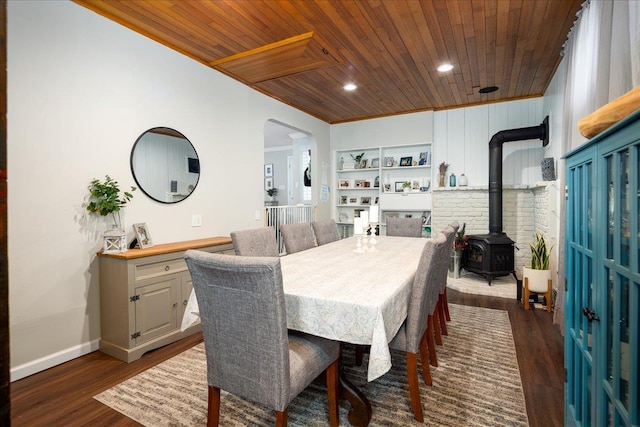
[489,116,549,235]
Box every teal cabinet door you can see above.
[565,110,639,427]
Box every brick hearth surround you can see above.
[431,182,554,276]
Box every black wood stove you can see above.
[463,116,549,301]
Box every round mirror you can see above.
[130,127,200,203]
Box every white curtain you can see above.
[555,0,640,330]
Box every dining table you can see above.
[181,234,428,426]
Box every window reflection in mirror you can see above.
[130,127,199,203]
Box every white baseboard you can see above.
[11,339,100,382]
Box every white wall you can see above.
[7,0,331,380]
[433,98,546,187]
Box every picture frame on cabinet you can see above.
[361,196,371,205]
[371,158,380,168]
[412,179,421,190]
[339,179,351,188]
[384,183,392,192]
[264,163,273,177]
[339,195,348,205]
[133,223,153,249]
[384,157,394,167]
[399,156,412,166]
[394,181,405,192]
[348,196,358,205]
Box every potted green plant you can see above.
[86,175,136,230]
[402,181,411,193]
[522,233,554,308]
[351,152,365,169]
[266,187,278,200]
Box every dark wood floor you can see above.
[10,289,565,426]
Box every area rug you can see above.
[446,269,518,299]
[95,304,528,426]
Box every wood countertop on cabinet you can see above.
[97,236,233,259]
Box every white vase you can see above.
[522,266,551,293]
[103,228,128,254]
[459,174,468,186]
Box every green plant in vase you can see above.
[266,187,278,199]
[86,175,136,231]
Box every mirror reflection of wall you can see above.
[131,127,199,203]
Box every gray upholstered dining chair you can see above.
[230,226,279,257]
[388,232,447,422]
[385,217,423,237]
[435,222,459,338]
[311,219,340,246]
[279,222,316,254]
[184,250,340,427]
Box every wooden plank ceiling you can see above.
[74,0,583,124]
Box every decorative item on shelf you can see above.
[371,158,380,168]
[338,179,351,188]
[350,152,365,169]
[541,157,556,180]
[399,156,412,166]
[85,175,136,254]
[374,176,380,188]
[449,173,457,187]
[402,181,411,193]
[338,156,344,170]
[384,173,391,192]
[439,162,449,187]
[458,173,468,186]
[384,157,394,167]
[522,233,554,311]
[418,151,430,166]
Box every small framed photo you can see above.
[265,177,274,190]
[339,195,348,205]
[395,181,405,192]
[361,196,371,205]
[384,157,394,167]
[371,158,380,168]
[399,156,412,166]
[339,212,349,222]
[355,179,365,188]
[348,196,358,205]
[412,180,421,190]
[360,159,368,169]
[339,179,351,188]
[133,223,153,249]
[418,151,430,166]
[264,163,273,177]
[384,183,392,192]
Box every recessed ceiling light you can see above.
[479,86,499,94]
[343,83,357,91]
[437,63,454,72]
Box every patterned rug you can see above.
[95,304,528,426]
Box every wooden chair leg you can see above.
[427,314,438,367]
[523,278,530,310]
[433,307,443,346]
[437,299,448,336]
[406,352,424,422]
[546,279,552,313]
[276,408,288,427]
[326,360,339,427]
[418,332,432,386]
[442,289,451,321]
[208,386,221,427]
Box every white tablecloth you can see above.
[181,235,427,381]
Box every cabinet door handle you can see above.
[582,307,600,322]
[165,265,170,271]
[183,300,188,306]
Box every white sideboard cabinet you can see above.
[98,237,234,362]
